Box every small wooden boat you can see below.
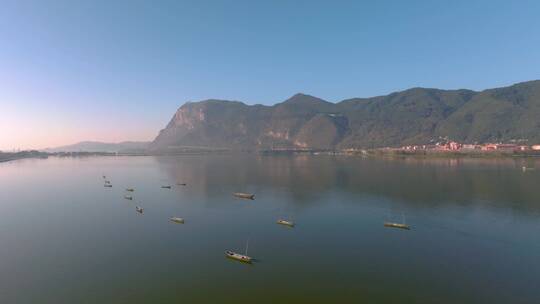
[102,175,106,179]
[225,251,252,263]
[124,195,133,200]
[176,183,187,186]
[136,206,143,214]
[104,184,113,188]
[170,217,185,224]
[104,180,111,184]
[233,192,255,200]
[161,185,172,189]
[384,222,411,230]
[226,240,252,263]
[277,219,295,227]
[126,188,135,192]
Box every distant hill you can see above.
[149,80,540,152]
[44,141,149,153]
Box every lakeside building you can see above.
[462,144,480,150]
[395,141,540,153]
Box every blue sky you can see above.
[1,0,539,149]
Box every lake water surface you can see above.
[1,155,539,303]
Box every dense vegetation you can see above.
[151,80,540,152]
[0,151,48,162]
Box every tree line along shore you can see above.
[3,145,540,163]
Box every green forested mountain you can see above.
[150,80,540,152]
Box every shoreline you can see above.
[355,149,540,159]
[3,149,540,163]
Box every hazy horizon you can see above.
[1,0,539,150]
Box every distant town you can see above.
[393,141,540,153]
[360,138,540,157]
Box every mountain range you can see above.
[45,141,149,153]
[150,80,540,152]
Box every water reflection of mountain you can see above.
[156,155,540,214]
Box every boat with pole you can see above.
[226,239,252,263]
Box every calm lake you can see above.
[1,155,539,303]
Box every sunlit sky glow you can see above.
[1,0,539,150]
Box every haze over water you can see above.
[1,155,539,303]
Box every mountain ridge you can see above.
[150,80,540,152]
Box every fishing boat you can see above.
[233,192,255,200]
[104,184,112,188]
[124,195,133,200]
[126,188,135,192]
[104,180,111,184]
[384,222,410,230]
[277,219,295,227]
[136,206,143,214]
[102,175,106,179]
[384,213,410,230]
[161,185,172,189]
[170,217,185,224]
[176,183,187,186]
[225,251,252,263]
[225,240,252,263]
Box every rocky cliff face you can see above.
[151,100,272,151]
[150,80,540,152]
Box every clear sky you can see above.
[1,0,539,150]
